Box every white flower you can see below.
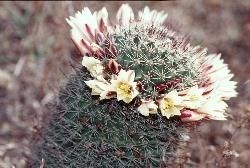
[182,85,206,109]
[138,99,158,116]
[67,4,170,55]
[181,94,229,121]
[138,6,168,26]
[159,90,184,119]
[84,79,115,100]
[196,53,238,120]
[198,96,228,120]
[82,56,104,78]
[110,69,139,103]
[116,4,134,27]
[66,4,238,123]
[202,54,238,99]
[66,7,110,55]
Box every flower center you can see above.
[92,65,99,71]
[117,83,132,98]
[189,94,198,101]
[163,98,174,110]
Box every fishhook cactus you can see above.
[30,4,237,168]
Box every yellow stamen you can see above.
[163,98,174,110]
[189,95,198,101]
[117,83,132,98]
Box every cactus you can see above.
[29,4,237,168]
[114,24,203,98]
[29,68,185,167]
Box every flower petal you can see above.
[138,103,150,116]
[82,56,104,78]
[116,4,134,27]
[159,90,184,119]
[182,85,206,109]
[66,7,111,55]
[138,6,168,25]
[110,69,139,103]
[138,99,158,116]
[198,97,228,120]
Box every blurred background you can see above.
[0,1,249,167]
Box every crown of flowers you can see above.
[66,4,237,122]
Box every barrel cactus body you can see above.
[30,4,237,167]
[30,68,184,167]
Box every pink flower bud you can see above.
[180,110,205,122]
[108,59,121,74]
